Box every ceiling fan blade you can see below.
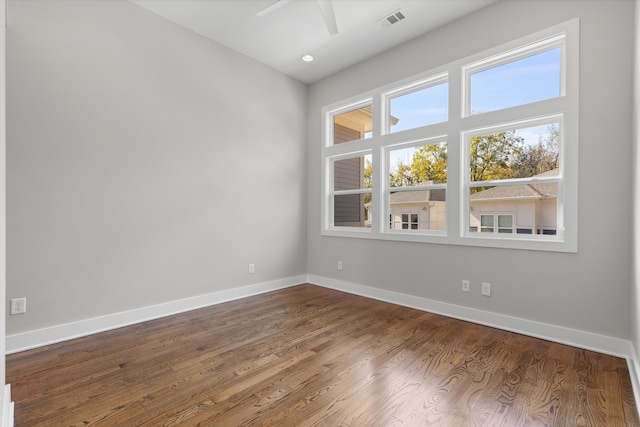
[256,0,294,17]
[317,0,338,36]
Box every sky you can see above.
[389,47,560,137]
[387,47,561,174]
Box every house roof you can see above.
[389,188,446,204]
[470,169,558,202]
[366,169,558,207]
[364,188,446,208]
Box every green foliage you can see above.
[387,125,559,191]
[363,159,372,189]
[410,143,448,184]
[388,143,447,187]
[511,124,559,178]
[469,131,523,182]
[363,159,372,204]
[390,163,419,187]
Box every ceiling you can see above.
[130,0,497,84]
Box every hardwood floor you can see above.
[6,284,640,426]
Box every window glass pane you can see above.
[498,215,513,228]
[389,190,446,231]
[334,194,368,228]
[333,154,372,228]
[333,104,373,144]
[469,123,559,182]
[334,154,372,191]
[389,82,448,133]
[470,48,561,114]
[389,142,447,187]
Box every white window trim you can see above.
[321,18,579,253]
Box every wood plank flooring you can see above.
[6,284,640,426]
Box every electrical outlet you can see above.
[462,280,470,292]
[337,261,343,271]
[248,264,255,274]
[481,282,491,297]
[11,297,26,315]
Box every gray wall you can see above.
[6,0,308,334]
[307,0,634,339]
[633,0,640,360]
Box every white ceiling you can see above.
[130,0,497,84]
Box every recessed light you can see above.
[302,54,314,62]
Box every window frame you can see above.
[320,19,579,253]
[327,150,373,232]
[461,114,564,242]
[462,34,566,117]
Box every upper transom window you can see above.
[463,35,564,116]
[384,74,448,134]
[330,101,373,145]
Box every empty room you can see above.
[1,0,640,425]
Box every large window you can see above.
[321,20,578,252]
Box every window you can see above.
[464,117,562,239]
[396,213,418,230]
[386,139,447,234]
[331,102,373,145]
[321,19,578,252]
[385,74,448,133]
[498,215,513,234]
[467,45,562,115]
[331,153,372,228]
[477,214,514,234]
[480,215,494,233]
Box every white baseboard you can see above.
[6,275,306,354]
[307,274,632,358]
[1,384,12,427]
[627,343,640,421]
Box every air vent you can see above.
[379,10,406,28]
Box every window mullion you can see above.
[447,64,462,241]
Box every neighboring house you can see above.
[333,107,397,227]
[364,169,557,234]
[365,187,446,231]
[469,169,558,235]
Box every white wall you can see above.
[307,0,634,340]
[5,0,308,335]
